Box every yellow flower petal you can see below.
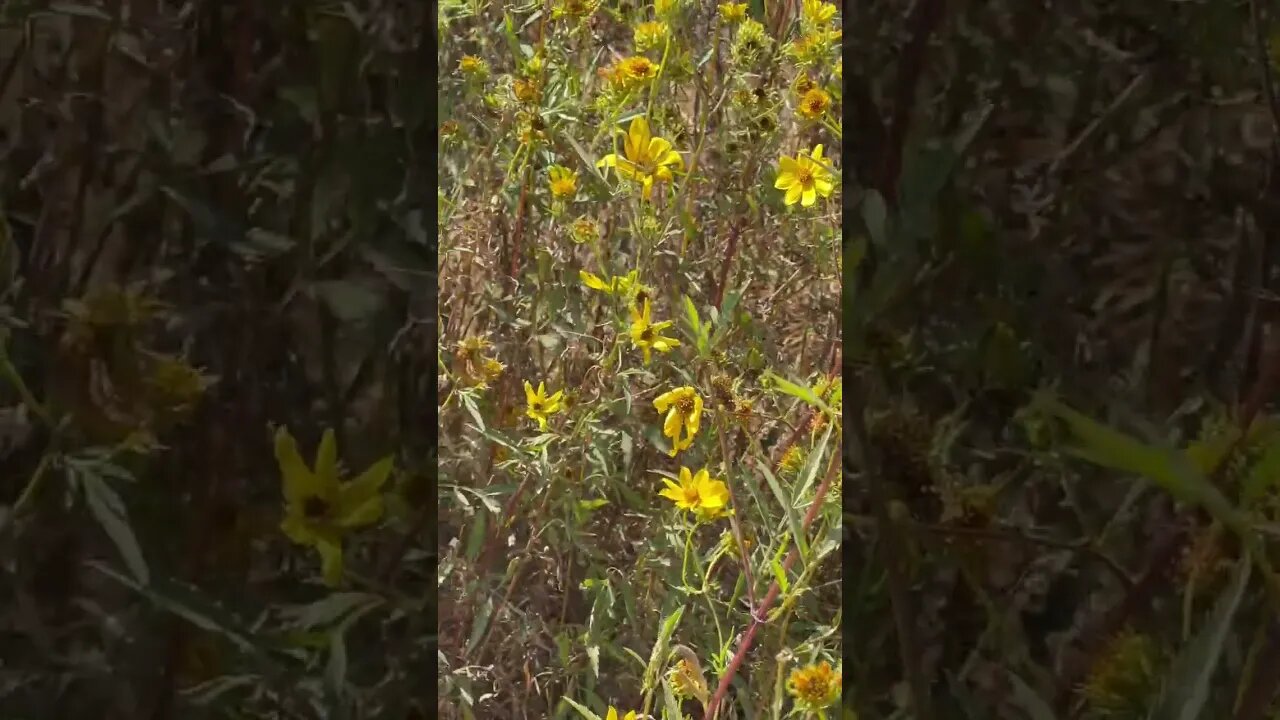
[336,456,393,528]
[276,427,323,507]
[664,407,682,440]
[802,186,817,206]
[785,184,803,205]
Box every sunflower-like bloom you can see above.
[548,165,578,199]
[659,466,730,521]
[275,427,394,587]
[629,299,680,365]
[605,708,637,720]
[597,117,684,201]
[523,380,564,431]
[774,144,834,207]
[607,56,660,91]
[787,661,841,711]
[797,87,831,120]
[458,55,488,79]
[654,386,703,456]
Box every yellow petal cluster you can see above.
[774,144,834,207]
[523,380,564,431]
[275,427,393,587]
[658,466,730,521]
[597,117,684,201]
[654,386,703,456]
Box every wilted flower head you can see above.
[570,216,601,244]
[797,87,831,120]
[787,661,841,711]
[458,55,488,79]
[548,165,579,199]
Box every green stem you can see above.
[646,32,673,121]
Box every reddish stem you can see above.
[704,453,839,719]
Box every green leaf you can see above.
[464,511,488,561]
[1006,671,1057,720]
[861,191,888,248]
[48,2,112,19]
[644,605,685,691]
[758,458,808,557]
[313,280,385,324]
[280,592,383,629]
[1032,393,1248,536]
[464,595,494,655]
[763,371,828,413]
[1149,555,1251,720]
[80,472,150,586]
[771,556,790,593]
[562,697,603,720]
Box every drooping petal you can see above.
[664,407,682,440]
[785,185,803,205]
[687,395,704,437]
[641,174,655,200]
[581,270,612,292]
[648,136,672,160]
[280,514,315,546]
[276,426,323,507]
[802,186,817,207]
[654,389,678,412]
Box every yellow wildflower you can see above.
[654,386,703,456]
[513,77,541,104]
[797,87,831,120]
[792,74,818,97]
[1081,630,1159,717]
[597,117,684,201]
[787,661,841,711]
[653,0,678,18]
[605,708,637,720]
[569,216,601,244]
[774,144,834,207]
[458,55,488,79]
[552,0,599,20]
[275,427,393,587]
[658,466,730,521]
[628,299,680,365]
[608,56,660,91]
[548,165,578,199]
[668,647,711,704]
[779,445,805,475]
[718,2,748,23]
[801,0,837,26]
[634,21,668,51]
[523,381,564,431]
